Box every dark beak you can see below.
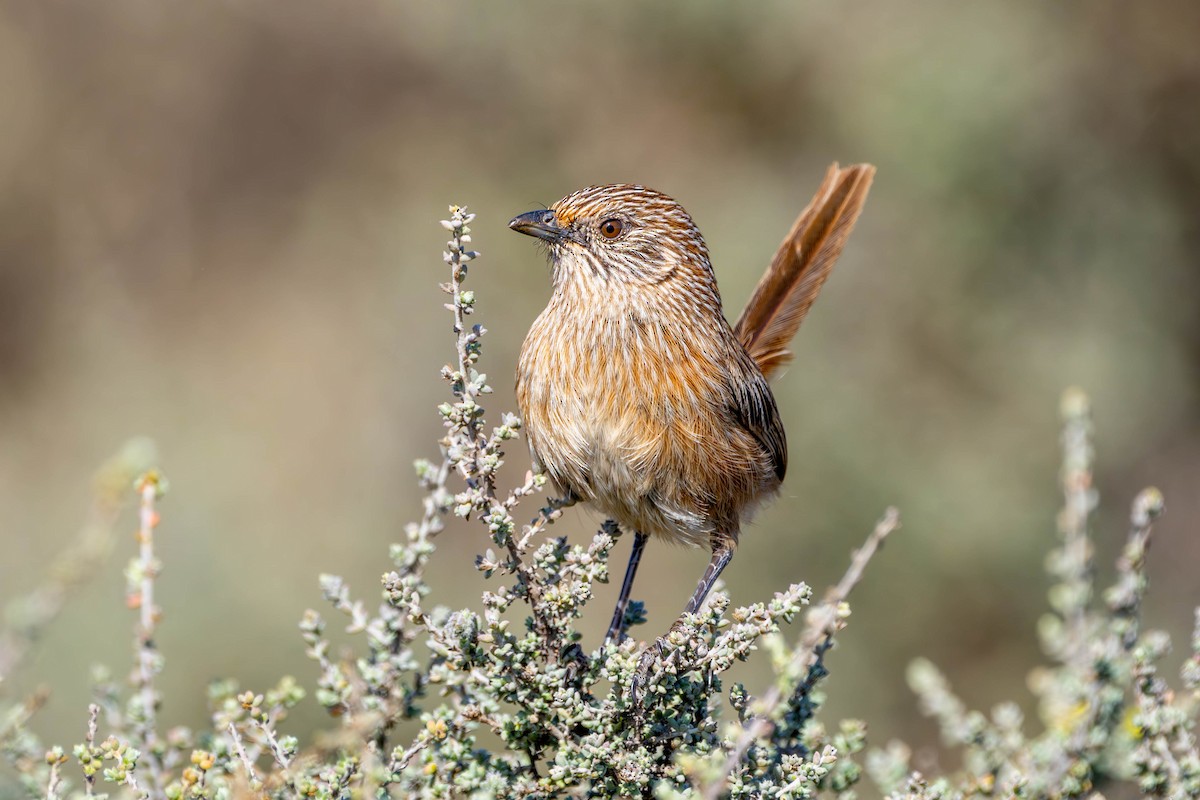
[509,210,571,244]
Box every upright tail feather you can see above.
[733,162,875,380]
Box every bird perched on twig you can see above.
[509,163,875,683]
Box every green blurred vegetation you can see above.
[1,0,1197,765]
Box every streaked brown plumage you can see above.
[510,163,875,658]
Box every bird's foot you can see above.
[630,636,667,706]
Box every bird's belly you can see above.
[519,342,771,547]
[579,423,716,547]
[532,404,717,546]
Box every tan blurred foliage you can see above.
[1,0,1197,755]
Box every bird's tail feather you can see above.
[733,162,875,380]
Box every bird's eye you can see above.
[599,218,624,239]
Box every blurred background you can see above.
[1,0,1197,777]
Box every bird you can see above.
[509,163,875,669]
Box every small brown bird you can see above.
[510,164,875,655]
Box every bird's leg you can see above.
[632,542,734,701]
[605,530,648,644]
[682,543,734,616]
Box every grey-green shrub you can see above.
[0,208,1195,800]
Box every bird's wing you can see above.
[728,369,787,482]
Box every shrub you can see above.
[0,207,1195,800]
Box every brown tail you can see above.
[733,162,875,380]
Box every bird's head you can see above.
[509,185,718,297]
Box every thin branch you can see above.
[45,752,65,800]
[1106,487,1165,650]
[439,207,557,646]
[387,737,429,776]
[253,717,293,772]
[701,507,899,800]
[516,491,575,551]
[83,704,98,800]
[227,722,262,795]
[0,439,153,682]
[1056,388,1095,668]
[128,472,166,800]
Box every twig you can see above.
[442,206,484,482]
[439,207,556,647]
[700,507,899,800]
[128,472,166,799]
[227,722,262,794]
[1052,391,1117,776]
[1106,488,1165,650]
[0,687,48,746]
[388,737,429,775]
[516,491,575,551]
[415,456,453,543]
[0,439,154,682]
[83,704,98,799]
[253,717,294,772]
[45,749,65,800]
[1185,608,1200,693]
[121,767,150,800]
[1056,388,1095,668]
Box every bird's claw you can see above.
[630,636,667,705]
